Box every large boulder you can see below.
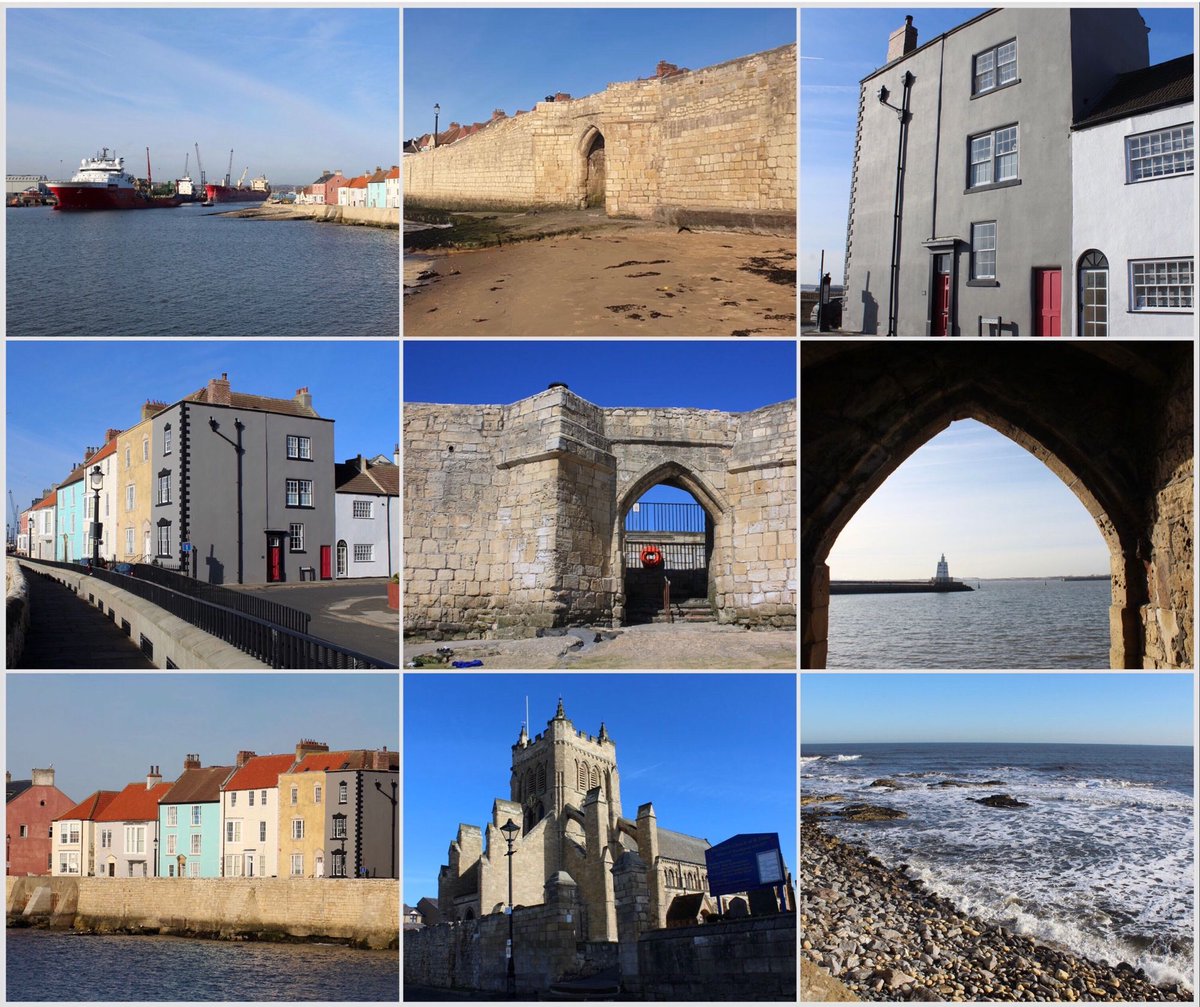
[971,794,1029,809]
[838,803,907,821]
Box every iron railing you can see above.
[624,542,706,570]
[131,563,310,635]
[625,501,705,533]
[20,559,393,669]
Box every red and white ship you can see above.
[205,156,271,203]
[48,148,183,211]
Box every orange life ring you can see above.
[640,546,664,568]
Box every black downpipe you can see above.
[886,71,915,337]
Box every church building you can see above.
[437,700,713,940]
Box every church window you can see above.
[590,765,600,790]
[577,761,587,793]
[537,763,546,793]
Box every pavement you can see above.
[17,569,155,669]
[230,579,399,666]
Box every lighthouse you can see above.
[935,553,950,583]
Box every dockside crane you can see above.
[195,142,206,188]
[8,490,19,550]
[237,166,248,189]
[226,148,234,187]
[182,151,189,178]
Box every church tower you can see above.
[511,698,622,835]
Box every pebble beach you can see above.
[801,818,1192,1002]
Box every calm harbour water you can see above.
[827,577,1110,668]
[7,205,398,336]
[6,928,399,1001]
[802,742,1194,988]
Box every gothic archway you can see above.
[578,125,606,209]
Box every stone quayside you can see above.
[800,819,1191,1002]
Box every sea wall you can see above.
[6,876,398,950]
[404,44,795,234]
[6,557,30,667]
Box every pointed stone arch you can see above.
[577,125,606,210]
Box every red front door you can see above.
[267,536,283,582]
[320,544,332,580]
[931,254,951,336]
[1035,268,1062,336]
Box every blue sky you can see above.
[801,673,1194,746]
[6,341,398,519]
[826,418,1109,579]
[404,673,796,904]
[403,7,795,138]
[7,8,399,184]
[6,673,399,803]
[404,340,795,506]
[801,5,1197,284]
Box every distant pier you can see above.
[829,579,974,595]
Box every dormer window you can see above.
[973,39,1017,95]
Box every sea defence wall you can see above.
[830,581,973,595]
[404,386,796,638]
[6,557,30,666]
[403,44,796,235]
[6,876,398,949]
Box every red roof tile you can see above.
[57,790,120,822]
[288,749,397,773]
[95,781,174,823]
[31,489,57,511]
[223,753,297,792]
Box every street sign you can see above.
[181,542,192,553]
[704,833,786,897]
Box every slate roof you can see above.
[6,779,33,802]
[1074,54,1195,129]
[160,766,234,805]
[335,459,399,496]
[58,460,90,489]
[58,790,120,822]
[416,896,442,924]
[657,826,711,865]
[96,781,174,823]
[223,753,296,792]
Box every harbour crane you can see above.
[226,148,234,187]
[195,142,206,188]
[8,490,19,550]
[237,166,248,189]
[182,151,189,178]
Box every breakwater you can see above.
[830,580,973,595]
[7,876,398,950]
[219,204,399,228]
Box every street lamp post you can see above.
[500,817,519,998]
[433,103,440,148]
[88,465,104,569]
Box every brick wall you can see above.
[7,876,397,949]
[635,914,796,1000]
[404,388,795,638]
[404,45,795,233]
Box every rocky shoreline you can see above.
[801,819,1191,1002]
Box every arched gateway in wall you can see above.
[404,386,795,638]
[801,344,1193,669]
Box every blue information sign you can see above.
[704,832,785,897]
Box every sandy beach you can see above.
[404,222,796,336]
[801,817,1191,1002]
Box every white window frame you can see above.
[225,820,242,843]
[167,806,177,827]
[352,499,373,520]
[286,434,312,460]
[1128,257,1194,311]
[1126,124,1194,183]
[333,816,347,839]
[973,38,1017,95]
[124,825,145,855]
[290,785,298,805]
[259,821,268,843]
[59,851,80,874]
[100,828,111,848]
[191,805,202,827]
[261,790,268,805]
[314,784,322,804]
[166,834,176,856]
[248,790,254,807]
[190,833,202,855]
[289,522,305,553]
[971,221,997,280]
[163,426,172,455]
[188,862,201,878]
[230,792,237,807]
[291,854,304,877]
[125,526,135,556]
[156,523,172,558]
[968,125,1018,188]
[286,478,314,508]
[354,543,375,563]
[338,781,348,805]
[292,818,305,840]
[158,472,171,505]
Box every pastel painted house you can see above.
[7,768,76,876]
[52,790,118,876]
[325,750,399,879]
[334,453,399,578]
[385,165,400,208]
[94,767,171,878]
[219,748,303,878]
[366,166,388,208]
[54,460,88,562]
[157,756,233,878]
[82,434,120,562]
[29,489,57,561]
[339,173,370,207]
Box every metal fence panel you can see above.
[624,542,707,570]
[624,502,705,532]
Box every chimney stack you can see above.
[296,738,329,761]
[183,753,201,770]
[105,428,122,444]
[207,372,232,406]
[393,443,400,466]
[887,14,918,63]
[31,767,55,787]
[294,387,313,412]
[147,765,162,789]
[236,750,257,768]
[142,400,168,421]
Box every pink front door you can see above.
[1035,268,1062,336]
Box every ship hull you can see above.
[49,184,183,211]
[205,184,270,203]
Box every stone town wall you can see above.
[6,876,397,949]
[404,44,796,233]
[404,387,795,638]
[634,914,797,1001]
[6,557,30,667]
[1142,361,1193,668]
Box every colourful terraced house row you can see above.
[45,741,397,880]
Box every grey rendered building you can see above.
[150,374,335,585]
[325,750,399,879]
[844,8,1151,335]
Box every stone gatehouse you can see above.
[404,385,796,638]
[802,343,1194,669]
[403,44,796,235]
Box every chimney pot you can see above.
[887,14,918,62]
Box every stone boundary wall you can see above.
[6,876,398,949]
[17,560,270,669]
[404,44,795,234]
[404,388,795,639]
[634,913,796,1000]
[6,557,30,667]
